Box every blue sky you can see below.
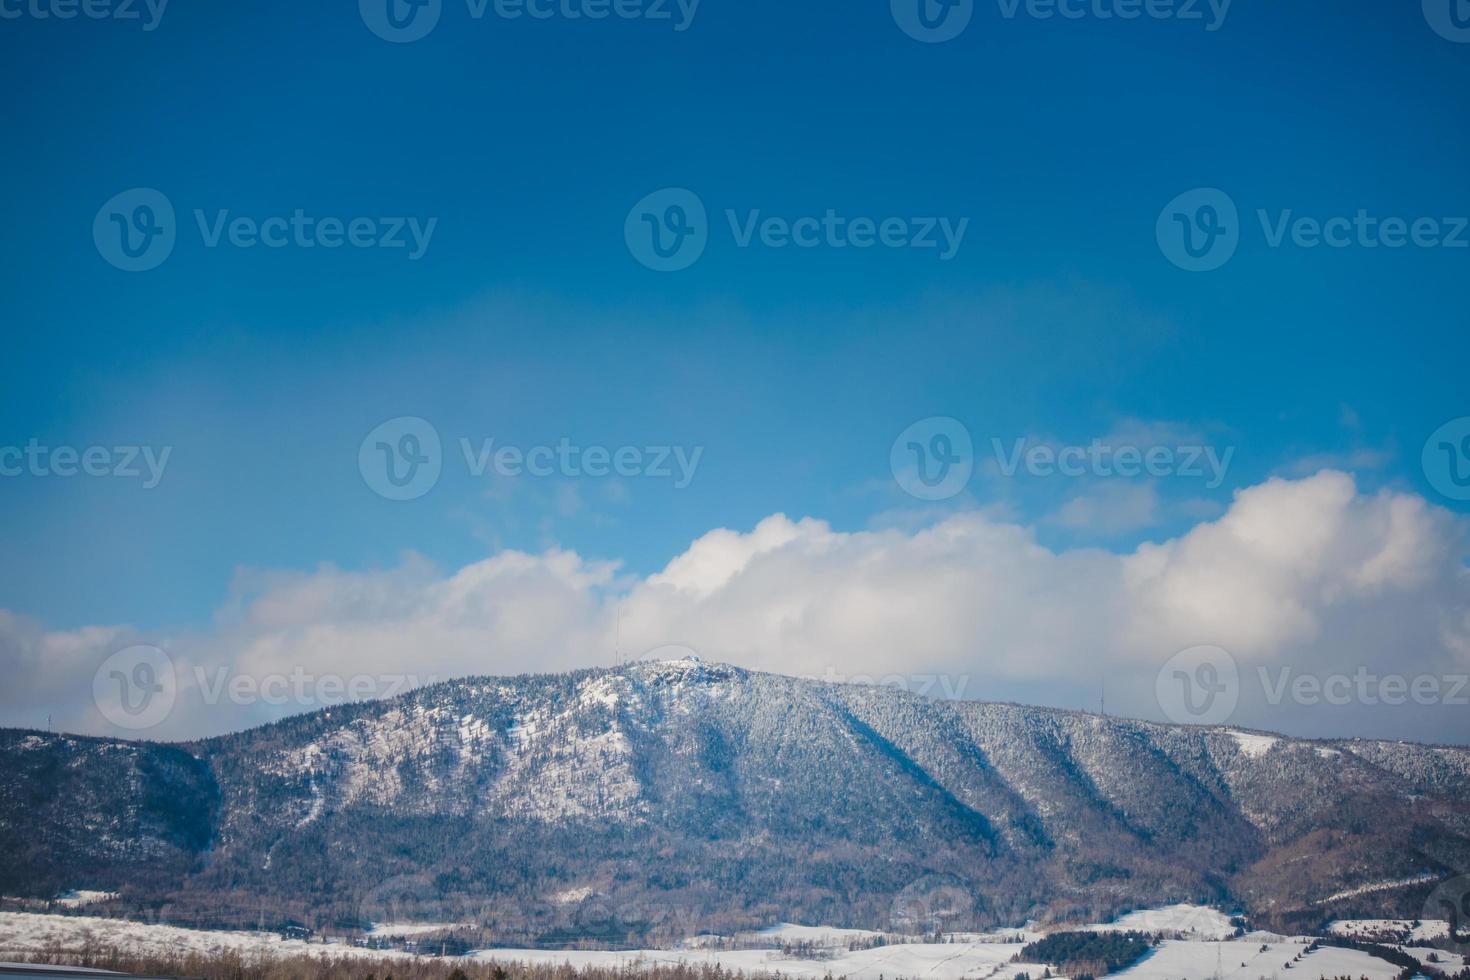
[2,0,1469,742]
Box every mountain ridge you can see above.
[4,658,1469,941]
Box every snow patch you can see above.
[1227,731,1279,758]
[1318,873,1439,904]
[367,922,469,937]
[1089,904,1236,940]
[551,887,595,906]
[53,891,117,909]
[754,923,886,944]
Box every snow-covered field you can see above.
[0,906,1451,980]
[367,921,471,937]
[0,912,418,965]
[470,941,1044,980]
[1327,918,1451,942]
[1088,905,1237,941]
[751,922,886,945]
[1113,938,1402,980]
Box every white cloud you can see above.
[5,471,1468,744]
[1047,481,1161,534]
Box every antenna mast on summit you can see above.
[614,602,623,667]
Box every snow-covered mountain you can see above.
[4,659,1469,940]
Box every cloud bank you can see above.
[5,470,1468,744]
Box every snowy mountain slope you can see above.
[3,659,1468,940]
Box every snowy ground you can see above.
[1327,919,1451,942]
[1088,905,1238,941]
[751,922,886,945]
[0,906,1451,980]
[1112,938,1403,980]
[367,921,471,937]
[470,941,1045,980]
[0,912,417,965]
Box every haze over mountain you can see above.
[5,659,1469,943]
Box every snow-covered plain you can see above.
[1327,918,1451,942]
[751,922,886,945]
[1088,905,1237,941]
[469,941,1044,980]
[1113,938,1404,980]
[0,906,1450,980]
[0,912,418,965]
